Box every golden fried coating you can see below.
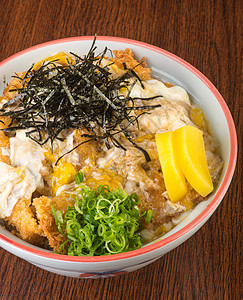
[112,48,152,81]
[33,195,75,252]
[0,115,12,129]
[0,131,10,164]
[5,197,45,245]
[2,72,26,101]
[164,82,174,88]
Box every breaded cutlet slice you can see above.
[0,115,12,164]
[0,131,10,164]
[2,72,26,101]
[0,115,12,129]
[5,197,45,245]
[112,48,152,81]
[33,195,75,253]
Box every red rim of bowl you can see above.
[0,36,237,262]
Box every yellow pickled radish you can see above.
[155,132,187,202]
[173,125,213,197]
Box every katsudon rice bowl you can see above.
[0,36,237,278]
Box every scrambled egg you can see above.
[52,159,76,196]
[10,131,45,190]
[0,161,36,218]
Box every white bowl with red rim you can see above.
[0,36,237,278]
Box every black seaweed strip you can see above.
[55,138,94,165]
[0,38,160,162]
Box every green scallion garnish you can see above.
[74,170,84,185]
[52,184,153,256]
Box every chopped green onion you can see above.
[75,171,84,185]
[145,209,153,224]
[52,184,153,256]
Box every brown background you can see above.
[0,0,242,299]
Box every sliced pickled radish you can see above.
[173,125,213,197]
[155,131,187,202]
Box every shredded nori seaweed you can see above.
[0,37,161,163]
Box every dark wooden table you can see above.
[0,0,241,299]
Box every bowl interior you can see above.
[0,37,237,257]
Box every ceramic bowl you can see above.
[0,36,237,278]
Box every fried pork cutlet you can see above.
[33,195,75,253]
[0,115,12,164]
[0,131,10,164]
[2,72,26,101]
[112,48,152,81]
[0,115,12,130]
[5,197,45,245]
